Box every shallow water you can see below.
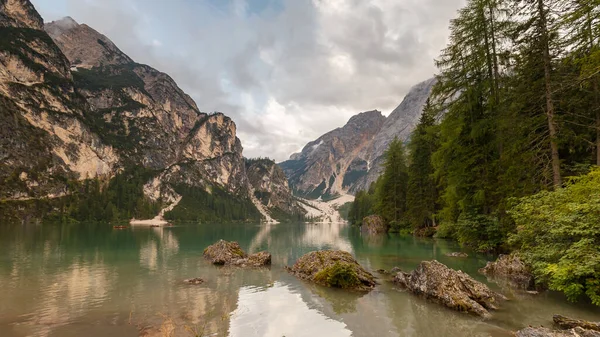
[0,222,598,337]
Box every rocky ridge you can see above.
[280,78,436,198]
[280,110,386,198]
[0,1,299,222]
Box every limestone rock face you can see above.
[361,215,387,234]
[0,0,43,29]
[279,110,385,199]
[393,260,506,318]
[0,4,118,199]
[246,158,305,220]
[479,253,535,290]
[279,79,437,197]
[203,240,271,267]
[1,2,259,220]
[287,250,377,291]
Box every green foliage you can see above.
[164,185,261,222]
[509,169,600,305]
[375,137,409,229]
[406,99,440,231]
[347,183,377,226]
[314,262,361,289]
[72,65,147,93]
[70,167,161,222]
[337,202,353,221]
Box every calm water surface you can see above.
[0,222,598,337]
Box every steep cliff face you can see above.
[350,78,436,193]
[42,17,253,196]
[279,110,385,199]
[246,158,305,220]
[0,2,262,222]
[280,79,436,198]
[0,5,118,199]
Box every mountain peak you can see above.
[0,0,44,29]
[45,17,133,67]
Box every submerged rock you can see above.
[553,315,600,332]
[183,278,204,285]
[203,240,271,267]
[515,327,600,337]
[393,260,506,318]
[287,250,376,291]
[362,215,387,234]
[479,253,535,290]
[445,252,469,258]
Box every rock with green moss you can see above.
[287,250,376,291]
[203,240,271,267]
[393,260,506,318]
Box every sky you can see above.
[31,0,465,162]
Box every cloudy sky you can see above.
[32,0,464,162]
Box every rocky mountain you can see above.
[280,79,436,198]
[0,0,301,223]
[350,78,437,193]
[279,110,386,199]
[246,158,305,220]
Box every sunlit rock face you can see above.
[279,110,386,199]
[0,1,254,205]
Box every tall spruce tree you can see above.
[375,137,409,227]
[406,99,440,230]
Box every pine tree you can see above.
[406,99,440,230]
[375,137,409,228]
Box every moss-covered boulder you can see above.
[287,250,376,291]
[203,240,271,267]
[393,260,506,318]
[362,215,387,234]
[553,315,600,332]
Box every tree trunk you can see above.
[537,0,562,188]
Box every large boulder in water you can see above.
[362,215,387,234]
[479,253,535,290]
[515,327,600,337]
[203,240,271,267]
[393,260,506,318]
[287,250,377,291]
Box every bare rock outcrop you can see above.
[553,315,600,332]
[393,260,506,318]
[515,327,600,337]
[287,250,376,291]
[480,253,535,290]
[362,215,387,234]
[203,240,271,267]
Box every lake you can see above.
[0,222,598,337]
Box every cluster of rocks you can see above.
[194,240,597,337]
[515,315,600,336]
[203,240,271,267]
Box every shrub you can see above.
[509,169,600,305]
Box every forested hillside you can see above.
[349,0,600,304]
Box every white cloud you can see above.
[32,0,465,161]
